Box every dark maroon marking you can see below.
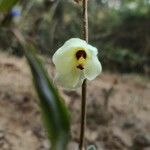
[76,50,86,60]
[77,64,84,70]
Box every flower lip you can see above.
[76,50,86,60]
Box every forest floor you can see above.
[0,52,150,150]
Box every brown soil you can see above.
[0,52,150,150]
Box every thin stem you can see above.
[79,79,87,150]
[83,0,89,42]
[79,0,88,150]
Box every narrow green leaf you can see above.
[0,0,19,12]
[24,44,70,150]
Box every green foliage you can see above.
[24,44,70,150]
[0,0,19,12]
[100,45,149,72]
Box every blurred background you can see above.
[0,0,150,74]
[0,0,150,150]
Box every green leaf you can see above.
[24,44,70,150]
[87,145,97,150]
[0,0,19,12]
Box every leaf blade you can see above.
[25,44,70,150]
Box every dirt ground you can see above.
[0,52,150,150]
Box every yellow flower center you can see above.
[75,50,87,70]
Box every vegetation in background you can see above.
[0,0,150,149]
[0,0,150,73]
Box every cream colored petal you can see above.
[52,38,89,75]
[52,38,90,64]
[55,69,83,89]
[64,38,87,49]
[84,56,102,80]
[52,38,88,62]
[53,55,75,74]
[52,38,102,89]
[87,44,98,55]
[73,71,85,88]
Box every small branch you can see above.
[79,0,88,150]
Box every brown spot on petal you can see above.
[77,64,84,70]
[76,50,86,60]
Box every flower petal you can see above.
[84,56,102,80]
[55,69,83,89]
[52,38,88,75]
[53,54,75,74]
[52,38,102,89]
[87,44,98,55]
[64,38,87,49]
[52,38,87,60]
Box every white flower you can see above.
[52,38,102,89]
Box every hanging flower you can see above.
[52,38,102,89]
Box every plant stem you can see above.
[83,0,89,42]
[79,79,87,150]
[79,0,88,150]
